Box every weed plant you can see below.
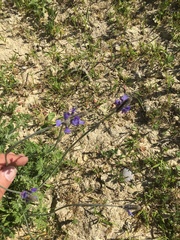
[0,0,179,239]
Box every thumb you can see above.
[0,166,17,199]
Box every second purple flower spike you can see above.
[20,188,38,202]
[114,94,131,113]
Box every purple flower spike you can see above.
[56,119,62,127]
[20,188,38,202]
[21,191,29,200]
[114,94,131,113]
[56,107,84,134]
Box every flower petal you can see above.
[71,116,80,126]
[20,191,28,199]
[64,112,70,120]
[71,116,85,126]
[120,94,129,102]
[122,105,131,113]
[114,94,131,113]
[56,119,62,127]
[114,99,121,105]
[79,119,85,125]
[71,107,76,115]
[30,188,37,193]
[64,127,71,134]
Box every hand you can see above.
[0,153,28,199]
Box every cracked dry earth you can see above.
[0,1,179,240]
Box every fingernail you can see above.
[4,166,17,182]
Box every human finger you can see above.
[0,166,17,199]
[0,153,28,169]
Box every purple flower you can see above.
[55,119,62,127]
[121,105,131,113]
[64,126,71,134]
[30,188,37,192]
[64,112,71,120]
[21,191,29,199]
[120,94,129,102]
[20,188,38,202]
[71,116,85,126]
[114,94,131,113]
[56,107,84,134]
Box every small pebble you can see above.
[122,168,134,182]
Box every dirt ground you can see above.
[0,1,179,239]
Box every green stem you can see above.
[22,212,34,240]
[30,202,140,216]
[46,125,63,154]
[31,203,124,216]
[0,185,21,194]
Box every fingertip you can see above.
[15,155,28,166]
[0,166,17,199]
[3,166,17,182]
[0,153,28,168]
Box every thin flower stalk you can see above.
[0,185,21,194]
[30,202,140,217]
